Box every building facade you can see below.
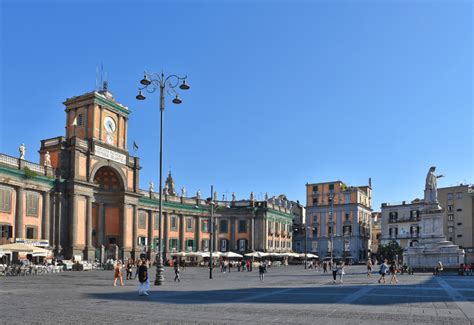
[380,199,424,249]
[370,212,381,257]
[305,180,372,263]
[0,87,293,262]
[438,185,474,263]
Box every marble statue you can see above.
[44,151,51,167]
[424,166,444,204]
[19,143,25,160]
[149,181,154,192]
[163,183,169,195]
[196,189,201,200]
[250,191,254,201]
[265,192,269,201]
[213,190,218,202]
[181,187,186,198]
[232,192,236,202]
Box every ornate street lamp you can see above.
[136,71,190,285]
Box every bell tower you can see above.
[63,82,129,150]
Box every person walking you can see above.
[125,259,133,280]
[137,259,150,296]
[367,260,373,278]
[323,261,328,273]
[389,261,399,284]
[331,261,338,284]
[378,259,389,284]
[173,262,181,282]
[258,262,266,281]
[113,261,124,287]
[338,262,346,283]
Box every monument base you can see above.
[403,204,465,268]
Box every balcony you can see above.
[388,217,420,224]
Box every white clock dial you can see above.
[106,134,114,145]
[104,117,116,133]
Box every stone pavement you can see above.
[0,265,473,324]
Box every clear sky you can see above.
[0,0,472,210]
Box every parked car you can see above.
[58,260,73,271]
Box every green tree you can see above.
[378,240,403,262]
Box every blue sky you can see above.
[0,0,472,210]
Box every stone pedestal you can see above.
[404,204,464,268]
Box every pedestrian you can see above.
[228,261,232,272]
[113,261,124,287]
[367,260,373,278]
[137,259,150,296]
[435,261,443,275]
[331,261,338,284]
[174,262,181,282]
[237,260,241,272]
[323,261,328,273]
[246,260,251,272]
[389,261,398,284]
[125,259,133,280]
[259,262,266,281]
[378,259,389,284]
[338,262,346,283]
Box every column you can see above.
[55,192,63,252]
[250,217,255,251]
[86,197,92,248]
[179,214,185,251]
[50,194,56,249]
[195,216,201,251]
[15,187,24,239]
[132,205,138,256]
[98,202,105,246]
[163,212,169,255]
[121,204,128,259]
[69,194,78,253]
[230,218,236,251]
[41,191,51,241]
[147,210,153,256]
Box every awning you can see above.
[0,243,34,253]
[221,251,243,258]
[244,251,268,258]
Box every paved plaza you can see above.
[1,265,473,324]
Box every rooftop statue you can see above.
[19,143,25,160]
[424,166,444,204]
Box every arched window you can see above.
[93,167,122,190]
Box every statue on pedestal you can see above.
[44,151,51,167]
[265,192,269,201]
[149,181,154,193]
[232,192,236,202]
[196,189,201,200]
[250,191,254,201]
[424,166,444,204]
[181,187,186,198]
[19,143,25,160]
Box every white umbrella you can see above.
[170,251,188,257]
[221,251,243,258]
[306,253,319,259]
[201,251,221,258]
[244,251,268,258]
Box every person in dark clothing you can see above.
[259,262,267,281]
[137,259,149,296]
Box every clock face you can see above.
[104,117,116,133]
[106,134,114,145]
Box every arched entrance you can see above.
[92,166,125,261]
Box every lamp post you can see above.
[209,185,215,279]
[328,193,335,263]
[136,71,190,285]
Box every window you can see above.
[26,192,39,216]
[328,226,333,236]
[345,213,349,221]
[238,239,247,251]
[268,240,273,247]
[343,225,352,236]
[448,214,454,221]
[169,238,178,251]
[220,220,228,233]
[312,227,318,236]
[312,185,318,193]
[447,205,453,212]
[447,193,454,200]
[77,114,84,126]
[410,210,420,219]
[448,227,454,233]
[312,215,318,224]
[186,218,193,231]
[276,241,280,248]
[201,220,209,232]
[186,239,194,251]
[25,226,36,239]
[0,225,12,239]
[328,184,334,191]
[457,234,463,238]
[138,211,147,229]
[456,208,462,212]
[219,239,228,252]
[456,192,462,200]
[170,215,177,231]
[0,188,12,213]
[457,222,463,226]
[238,220,247,233]
[389,212,398,223]
[202,239,209,251]
[137,237,147,246]
[312,197,318,205]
